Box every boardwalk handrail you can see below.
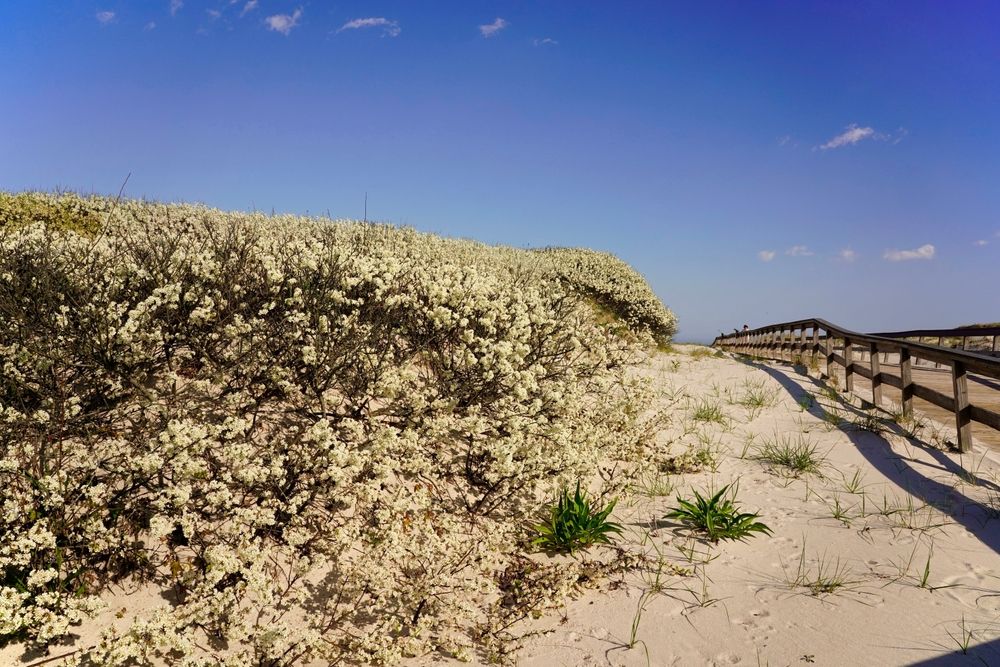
[712,318,1000,452]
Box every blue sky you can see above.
[2,1,998,342]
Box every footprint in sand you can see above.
[732,609,775,644]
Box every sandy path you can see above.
[515,347,1000,667]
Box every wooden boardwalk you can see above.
[829,361,1000,449]
[713,319,1000,452]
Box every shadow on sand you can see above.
[733,356,1000,558]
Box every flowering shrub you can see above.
[0,193,674,664]
[535,247,677,344]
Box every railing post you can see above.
[951,360,972,452]
[799,327,807,363]
[811,327,819,371]
[935,336,943,369]
[824,329,836,379]
[869,342,882,408]
[844,337,854,395]
[899,347,913,417]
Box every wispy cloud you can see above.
[884,244,935,261]
[820,124,879,150]
[479,17,508,38]
[144,21,157,31]
[170,0,183,16]
[207,9,222,20]
[338,17,401,37]
[758,250,776,262]
[785,245,814,257]
[240,0,258,17]
[974,239,989,246]
[837,248,858,262]
[533,37,558,46]
[96,10,116,25]
[266,8,303,35]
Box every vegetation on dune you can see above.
[532,482,623,554]
[0,192,675,664]
[535,246,677,345]
[0,191,106,236]
[666,485,771,543]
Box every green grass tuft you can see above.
[532,482,623,554]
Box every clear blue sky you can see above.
[2,1,998,342]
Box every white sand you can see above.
[515,347,1000,666]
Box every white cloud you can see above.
[820,124,880,150]
[207,9,222,19]
[884,244,935,261]
[838,248,858,262]
[533,37,558,46]
[778,135,792,146]
[758,250,776,262]
[338,17,401,37]
[479,17,508,38]
[144,21,157,31]
[266,8,303,35]
[785,245,814,257]
[96,10,116,24]
[893,127,909,144]
[974,239,989,246]
[170,0,183,16]
[240,0,258,17]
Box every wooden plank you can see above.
[970,405,1000,432]
[900,348,914,416]
[953,361,973,452]
[913,383,955,412]
[880,373,903,390]
[870,342,882,407]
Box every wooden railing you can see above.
[712,319,1000,452]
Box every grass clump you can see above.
[851,409,887,434]
[533,482,623,554]
[667,485,771,542]
[783,543,861,597]
[691,399,727,424]
[688,347,714,360]
[736,378,777,420]
[754,434,825,476]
